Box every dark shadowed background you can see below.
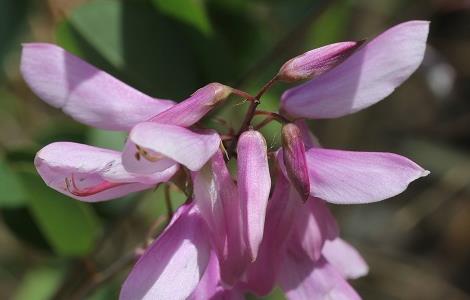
[0,0,469,299]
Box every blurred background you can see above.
[0,0,469,299]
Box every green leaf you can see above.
[1,207,51,252]
[152,0,212,35]
[68,0,125,69]
[13,266,64,300]
[19,169,101,256]
[0,159,26,207]
[305,1,351,48]
[0,0,29,75]
[57,0,201,99]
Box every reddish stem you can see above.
[228,76,280,156]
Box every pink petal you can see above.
[192,161,226,252]
[306,148,429,204]
[150,82,232,127]
[281,21,429,119]
[189,252,245,300]
[35,142,177,202]
[120,205,212,300]
[192,150,247,285]
[243,173,300,296]
[237,130,271,261]
[122,122,221,173]
[323,238,369,280]
[21,43,174,131]
[289,197,339,262]
[278,41,363,82]
[279,254,361,300]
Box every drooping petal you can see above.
[277,41,363,82]
[35,142,177,202]
[323,238,369,280]
[122,122,221,173]
[192,162,226,252]
[237,130,271,261]
[243,173,300,296]
[281,21,429,119]
[150,83,232,127]
[192,150,247,285]
[189,252,245,300]
[289,197,339,262]
[21,43,174,131]
[306,148,429,204]
[120,205,212,300]
[279,254,361,300]
[282,123,310,201]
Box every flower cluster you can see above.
[22,21,430,299]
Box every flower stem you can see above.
[254,110,289,123]
[231,88,257,102]
[228,76,279,156]
[164,184,173,221]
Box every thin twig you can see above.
[254,110,289,123]
[71,251,138,300]
[164,185,173,221]
[231,88,257,102]
[227,0,333,156]
[227,76,279,156]
[254,117,275,130]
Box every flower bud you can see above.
[150,82,232,127]
[281,123,310,202]
[277,41,364,82]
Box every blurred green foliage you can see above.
[0,0,469,299]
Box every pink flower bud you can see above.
[277,41,364,82]
[150,82,233,127]
[281,123,310,202]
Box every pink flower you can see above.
[22,19,431,300]
[120,131,271,299]
[237,20,430,299]
[23,43,231,201]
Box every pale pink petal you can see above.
[306,148,429,204]
[279,254,361,300]
[243,174,300,296]
[281,21,429,119]
[278,41,363,82]
[289,197,339,262]
[122,139,176,175]
[21,43,174,131]
[189,252,245,300]
[35,142,177,202]
[192,150,247,285]
[122,122,221,173]
[192,161,226,252]
[120,205,212,300]
[237,130,271,261]
[150,83,232,127]
[323,238,369,280]
[189,252,221,300]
